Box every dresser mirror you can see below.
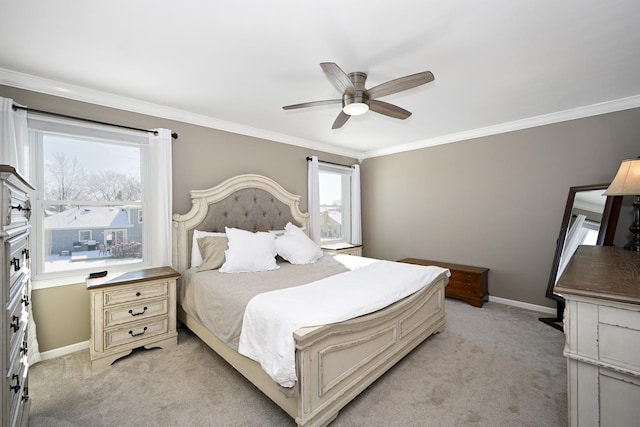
[539,183,622,331]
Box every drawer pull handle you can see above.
[128,307,148,317]
[22,248,29,259]
[129,326,148,337]
[10,374,20,393]
[10,315,20,332]
[22,295,29,307]
[20,343,28,355]
[11,204,31,213]
[11,257,21,271]
[136,292,141,297]
[22,387,30,402]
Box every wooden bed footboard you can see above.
[293,276,446,426]
[178,275,446,427]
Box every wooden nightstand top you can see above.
[321,243,362,251]
[86,266,180,290]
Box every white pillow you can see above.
[191,230,226,268]
[219,227,279,273]
[275,222,324,265]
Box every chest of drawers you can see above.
[86,267,180,369]
[1,165,33,427]
[398,258,489,307]
[554,246,640,427]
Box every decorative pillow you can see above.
[196,236,229,272]
[191,230,226,268]
[275,222,324,265]
[219,227,279,273]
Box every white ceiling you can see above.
[1,1,640,159]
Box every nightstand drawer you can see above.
[104,316,169,350]
[103,280,168,306]
[104,297,168,327]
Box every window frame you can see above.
[29,115,152,289]
[318,162,353,244]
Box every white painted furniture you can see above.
[1,165,33,427]
[554,245,640,427]
[87,267,179,369]
[321,242,363,256]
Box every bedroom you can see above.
[1,1,640,426]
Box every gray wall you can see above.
[360,109,639,307]
[1,85,355,352]
[2,83,638,352]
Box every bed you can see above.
[172,174,448,426]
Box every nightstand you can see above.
[321,243,363,256]
[86,266,180,369]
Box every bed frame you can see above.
[172,174,447,427]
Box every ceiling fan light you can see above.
[343,102,369,116]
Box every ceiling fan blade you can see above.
[367,71,434,99]
[332,111,351,129]
[369,100,412,119]
[320,62,356,95]
[282,99,341,110]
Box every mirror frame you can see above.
[540,183,622,331]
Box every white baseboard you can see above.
[488,296,557,315]
[40,340,89,361]
[37,297,555,360]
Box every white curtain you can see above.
[148,129,173,267]
[307,156,320,242]
[350,164,362,245]
[0,97,29,176]
[0,97,40,364]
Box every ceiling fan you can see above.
[283,62,434,129]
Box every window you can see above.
[30,116,151,285]
[318,163,352,243]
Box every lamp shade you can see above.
[603,159,640,196]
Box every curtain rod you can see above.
[12,104,178,140]
[306,156,353,168]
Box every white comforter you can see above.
[238,259,449,387]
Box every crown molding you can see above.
[0,68,360,159]
[3,68,638,162]
[359,94,640,160]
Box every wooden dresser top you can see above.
[554,245,640,305]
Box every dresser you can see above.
[86,266,180,369]
[1,165,33,427]
[398,258,489,307]
[554,245,640,427]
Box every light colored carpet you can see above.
[28,299,567,426]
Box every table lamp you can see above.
[603,158,640,251]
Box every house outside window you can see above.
[30,115,150,285]
[78,230,92,241]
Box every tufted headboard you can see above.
[171,174,309,275]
